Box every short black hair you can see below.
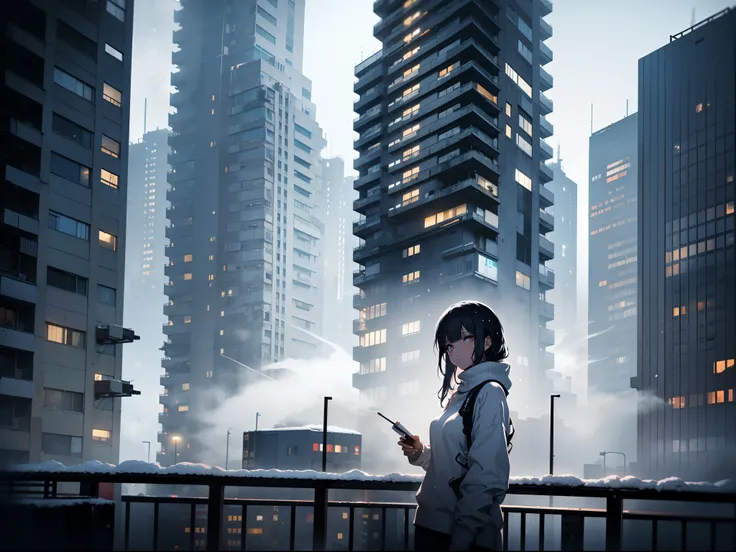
[433,300,509,406]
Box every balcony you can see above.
[540,0,553,15]
[3,466,736,552]
[539,300,554,320]
[539,264,555,289]
[353,268,381,286]
[540,17,553,40]
[353,189,381,211]
[539,208,554,232]
[540,139,554,160]
[353,166,381,190]
[539,183,554,207]
[539,326,555,345]
[355,48,383,75]
[353,243,381,263]
[540,162,554,184]
[540,116,554,138]
[354,64,383,95]
[540,67,554,91]
[540,41,553,65]
[388,175,498,220]
[353,214,381,237]
[353,104,382,132]
[540,92,553,116]
[539,234,554,260]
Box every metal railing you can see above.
[1,470,736,551]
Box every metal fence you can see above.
[1,470,735,551]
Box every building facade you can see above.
[242,425,362,471]
[321,157,358,353]
[588,113,638,396]
[546,157,579,381]
[0,0,135,465]
[160,0,326,465]
[635,8,736,481]
[351,0,556,424]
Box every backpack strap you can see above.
[459,379,514,457]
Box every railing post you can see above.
[560,513,584,551]
[312,482,328,552]
[80,479,99,498]
[206,484,224,552]
[605,493,624,551]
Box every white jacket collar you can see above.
[456,361,512,394]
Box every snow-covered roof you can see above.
[255,425,361,435]
[4,461,735,493]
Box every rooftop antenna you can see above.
[626,99,629,117]
[143,97,148,135]
[590,103,594,135]
[557,143,562,171]
[691,7,696,25]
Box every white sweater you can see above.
[409,362,512,550]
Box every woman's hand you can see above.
[397,432,423,460]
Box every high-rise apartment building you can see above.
[546,158,579,380]
[0,0,135,466]
[588,113,638,396]
[635,8,736,482]
[322,157,357,353]
[160,0,325,465]
[123,127,169,455]
[351,0,556,424]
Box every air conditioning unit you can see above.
[94,379,141,400]
[96,324,140,344]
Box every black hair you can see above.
[433,300,509,406]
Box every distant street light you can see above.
[322,397,332,472]
[599,451,627,475]
[171,435,181,464]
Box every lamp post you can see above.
[549,394,561,475]
[599,451,627,475]
[549,394,561,509]
[142,440,151,464]
[322,396,332,472]
[253,412,260,468]
[225,429,232,470]
[171,435,181,464]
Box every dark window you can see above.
[50,152,90,186]
[56,21,96,59]
[41,433,83,456]
[47,267,88,295]
[256,5,277,25]
[52,113,93,148]
[43,388,83,412]
[53,67,94,102]
[97,284,116,306]
[48,211,90,240]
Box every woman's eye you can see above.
[464,336,474,342]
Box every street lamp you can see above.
[142,440,151,464]
[322,396,332,472]
[225,429,232,470]
[599,451,627,475]
[253,412,261,468]
[171,435,181,464]
[549,394,561,475]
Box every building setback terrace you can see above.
[1,462,735,551]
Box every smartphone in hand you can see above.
[377,412,414,441]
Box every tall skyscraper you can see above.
[123,127,169,456]
[546,157,579,384]
[588,113,638,396]
[351,0,556,424]
[0,0,135,465]
[635,8,736,482]
[161,0,325,465]
[322,157,358,353]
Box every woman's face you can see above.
[446,326,491,370]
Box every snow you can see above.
[259,424,361,435]
[5,462,734,493]
[17,498,114,507]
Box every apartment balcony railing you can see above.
[1,466,735,552]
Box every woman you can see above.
[397,300,513,552]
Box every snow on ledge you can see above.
[4,461,735,493]
[258,424,361,435]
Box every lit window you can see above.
[403,28,420,43]
[184,254,193,262]
[98,230,117,251]
[208,274,215,281]
[515,271,531,290]
[92,429,112,443]
[505,124,512,139]
[402,244,420,257]
[184,273,193,280]
[695,103,703,113]
[102,83,122,107]
[106,0,125,21]
[404,11,420,26]
[401,320,420,336]
[402,124,420,138]
[101,168,119,189]
[438,63,457,79]
[515,169,532,191]
[182,383,190,391]
[402,270,420,284]
[359,329,387,347]
[505,103,512,117]
[184,316,191,324]
[424,204,467,228]
[104,43,123,61]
